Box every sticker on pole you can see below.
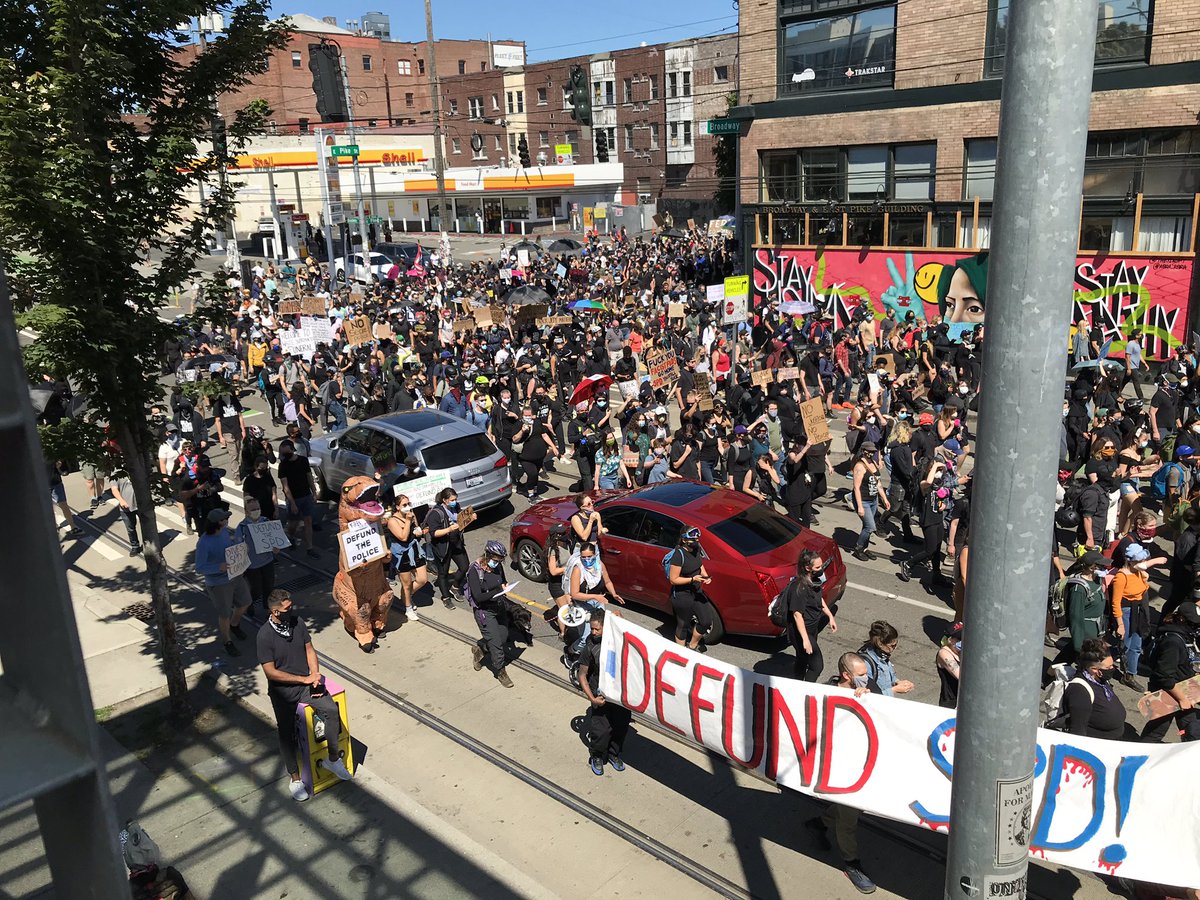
[995,773,1035,867]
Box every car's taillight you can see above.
[755,570,776,603]
[493,455,508,469]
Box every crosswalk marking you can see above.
[75,526,123,561]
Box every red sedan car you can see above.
[509,481,846,642]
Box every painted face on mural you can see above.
[944,266,986,325]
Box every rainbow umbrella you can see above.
[567,298,606,310]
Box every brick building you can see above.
[734,0,1200,355]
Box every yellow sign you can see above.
[724,275,749,298]
[582,207,594,229]
[594,207,607,219]
[554,144,573,156]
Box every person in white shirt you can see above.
[158,425,183,475]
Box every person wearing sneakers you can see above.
[849,441,890,562]
[805,652,880,894]
[467,540,518,688]
[257,590,353,802]
[578,608,631,776]
[194,508,253,657]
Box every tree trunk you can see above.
[113,421,192,723]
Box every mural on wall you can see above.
[751,247,1194,359]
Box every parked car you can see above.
[374,241,431,271]
[509,481,846,642]
[333,252,393,284]
[308,410,512,511]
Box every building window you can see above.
[604,80,614,105]
[494,136,503,151]
[893,143,935,200]
[714,65,729,83]
[405,92,415,108]
[682,71,691,96]
[607,127,618,154]
[637,177,652,202]
[417,58,425,74]
[682,121,692,146]
[452,138,461,154]
[668,72,679,98]
[669,122,678,144]
[506,91,514,113]
[539,130,549,147]
[516,90,524,112]
[562,86,571,107]
[473,143,487,161]
[537,87,547,105]
[291,51,302,68]
[761,151,800,202]
[780,1,896,94]
[803,148,841,202]
[448,99,458,116]
[492,93,500,111]
[536,196,560,218]
[566,130,578,152]
[889,217,926,247]
[622,78,632,103]
[846,146,886,199]
[1085,129,1200,198]
[367,118,377,127]
[481,61,486,71]
[624,124,634,151]
[507,90,524,114]
[397,59,411,75]
[509,133,518,154]
[458,59,466,75]
[964,138,997,201]
[362,54,372,71]
[468,96,483,118]
[298,117,310,134]
[649,74,659,99]
[650,124,659,149]
[986,0,1150,76]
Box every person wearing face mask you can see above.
[805,651,879,894]
[849,442,890,562]
[593,432,626,489]
[563,541,625,656]
[1056,550,1112,661]
[1061,639,1137,740]
[1111,542,1153,690]
[424,488,470,609]
[786,549,837,681]
[666,527,714,651]
[696,417,723,484]
[466,541,519,688]
[898,459,951,588]
[567,403,598,491]
[725,425,753,493]
[1083,436,1121,544]
[257,589,352,802]
[1149,373,1181,449]
[236,498,281,613]
[386,493,428,622]
[1140,602,1200,743]
[490,387,521,484]
[514,404,559,500]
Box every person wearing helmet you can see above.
[666,527,713,650]
[467,540,517,688]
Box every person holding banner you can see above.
[787,549,838,681]
[578,608,632,777]
[195,508,253,658]
[236,498,279,614]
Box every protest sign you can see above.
[1137,675,1200,721]
[667,302,685,320]
[373,321,394,341]
[276,300,301,315]
[646,352,679,390]
[500,267,513,282]
[751,369,774,387]
[622,450,641,469]
[516,249,530,268]
[458,505,478,530]
[776,366,800,384]
[474,305,506,328]
[344,316,374,347]
[599,615,1200,887]
[536,315,573,328]
[339,522,387,570]
[618,380,640,401]
[780,299,815,316]
[516,303,549,323]
[800,397,830,443]
[225,542,250,579]
[555,263,568,279]
[278,330,316,360]
[705,283,725,305]
[246,519,290,555]
[453,317,476,334]
[395,471,453,509]
[687,218,696,230]
[875,352,896,375]
[300,296,326,316]
[300,316,333,345]
[693,372,713,410]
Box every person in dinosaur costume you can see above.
[332,476,395,653]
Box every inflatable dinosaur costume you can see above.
[332,476,395,652]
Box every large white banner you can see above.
[599,616,1200,888]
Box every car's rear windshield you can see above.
[708,504,802,557]
[422,433,496,470]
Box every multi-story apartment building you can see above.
[735,0,1200,356]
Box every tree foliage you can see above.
[713,92,738,215]
[0,0,288,718]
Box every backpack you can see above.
[768,578,796,628]
[1039,663,1092,730]
[119,819,162,871]
[1150,461,1184,501]
[256,368,269,392]
[662,549,676,583]
[283,397,298,422]
[1047,576,1089,631]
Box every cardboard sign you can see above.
[668,302,685,320]
[344,316,374,347]
[246,519,290,555]
[800,397,831,444]
[453,317,476,334]
[458,505,478,530]
[516,303,549,323]
[693,372,713,411]
[618,380,640,401]
[622,451,641,468]
[474,305,506,328]
[647,352,679,391]
[687,218,696,230]
[373,321,394,341]
[517,249,530,268]
[397,471,453,509]
[652,213,665,228]
[277,300,301,315]
[751,369,774,387]
[339,522,388,570]
[300,296,326,316]
[500,267,513,282]
[875,352,896,375]
[777,366,800,383]
[537,315,573,328]
[278,330,317,361]
[705,283,725,305]
[225,542,250,579]
[1137,675,1200,721]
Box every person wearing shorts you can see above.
[195,508,253,656]
[48,460,82,536]
[665,527,713,650]
[80,460,108,511]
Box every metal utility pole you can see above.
[267,172,282,262]
[424,0,450,234]
[315,127,338,268]
[337,49,370,278]
[943,1,1098,898]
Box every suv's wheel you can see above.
[515,538,547,583]
[314,467,333,501]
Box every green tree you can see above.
[712,93,738,215]
[0,1,288,720]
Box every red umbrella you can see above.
[569,374,612,406]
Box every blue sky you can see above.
[274,0,738,61]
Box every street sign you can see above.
[291,213,309,223]
[706,119,741,135]
[347,216,360,225]
[331,144,360,157]
[368,215,384,224]
[554,143,574,166]
[327,201,345,225]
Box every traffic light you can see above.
[517,134,531,168]
[309,42,349,122]
[595,129,609,163]
[568,64,591,127]
[210,116,228,159]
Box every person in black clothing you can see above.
[1163,509,1200,617]
[514,405,559,499]
[899,459,951,588]
[491,386,521,482]
[242,455,279,521]
[579,608,632,776]
[696,418,723,484]
[878,422,918,541]
[257,590,352,802]
[725,424,753,493]
[670,422,701,481]
[278,441,320,559]
[467,540,517,688]
[1063,639,1137,740]
[782,441,819,528]
[1141,603,1200,743]
[567,405,599,491]
[424,488,470,609]
[665,527,713,650]
[787,549,838,681]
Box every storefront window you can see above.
[502,197,530,220]
[761,151,800,202]
[780,3,896,94]
[848,215,883,246]
[889,216,925,247]
[536,196,561,218]
[774,215,802,244]
[987,0,1150,76]
[455,197,482,232]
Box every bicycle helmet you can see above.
[484,540,507,559]
[247,425,265,441]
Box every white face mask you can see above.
[247,509,261,522]
[852,674,870,689]
[400,505,412,514]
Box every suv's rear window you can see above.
[709,505,802,556]
[421,433,496,470]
